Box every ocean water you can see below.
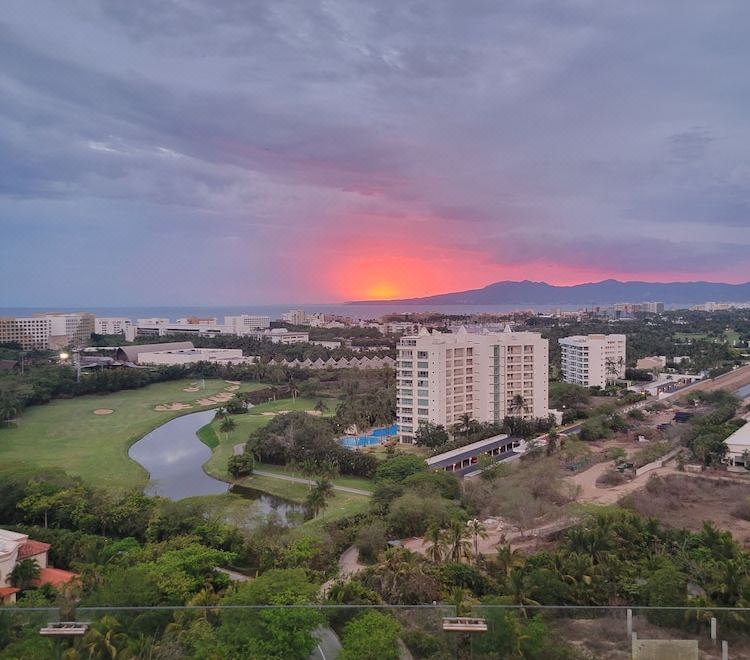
[0,302,586,322]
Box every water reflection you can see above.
[129,410,226,500]
[128,411,304,527]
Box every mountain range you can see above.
[349,280,750,306]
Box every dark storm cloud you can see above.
[2,0,750,305]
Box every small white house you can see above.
[724,422,750,468]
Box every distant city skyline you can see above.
[2,2,750,305]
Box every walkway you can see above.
[252,469,373,496]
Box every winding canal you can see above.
[128,410,302,524]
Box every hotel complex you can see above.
[0,313,94,350]
[559,333,627,389]
[396,327,549,443]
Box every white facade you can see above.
[383,321,421,335]
[264,328,310,344]
[137,318,169,325]
[136,347,246,365]
[224,315,271,332]
[95,317,133,335]
[0,530,28,590]
[724,423,750,468]
[134,322,240,338]
[559,334,627,388]
[175,317,218,325]
[396,327,549,443]
[282,309,308,325]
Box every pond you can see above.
[128,411,303,525]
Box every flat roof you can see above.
[427,434,510,468]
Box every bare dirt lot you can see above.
[622,473,750,544]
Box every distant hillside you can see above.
[349,279,750,306]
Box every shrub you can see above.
[386,492,459,537]
[340,611,401,660]
[596,469,627,487]
[374,455,427,483]
[355,520,388,563]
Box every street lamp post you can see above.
[59,351,81,383]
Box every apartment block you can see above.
[282,309,308,325]
[396,327,549,443]
[95,317,133,335]
[224,315,271,332]
[0,317,53,350]
[559,334,626,389]
[43,313,95,349]
[0,313,94,350]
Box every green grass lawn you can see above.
[252,462,375,492]
[201,396,341,481]
[0,378,266,490]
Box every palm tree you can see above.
[466,519,488,562]
[445,520,473,563]
[82,615,129,659]
[9,558,40,590]
[218,416,236,441]
[305,479,334,518]
[425,524,446,564]
[507,568,540,616]
[510,394,528,418]
[495,543,524,578]
[314,399,328,413]
[288,375,299,402]
[456,413,473,439]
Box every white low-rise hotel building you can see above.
[396,327,549,443]
[559,334,627,389]
[224,315,271,332]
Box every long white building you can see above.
[396,327,549,443]
[559,334,626,388]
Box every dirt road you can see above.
[677,362,750,395]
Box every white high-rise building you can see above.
[224,315,271,332]
[559,334,626,388]
[396,327,549,443]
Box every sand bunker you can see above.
[225,380,241,385]
[183,387,200,392]
[196,392,234,406]
[306,410,323,416]
[93,408,114,415]
[260,412,277,417]
[224,385,240,392]
[155,403,193,412]
[276,410,291,414]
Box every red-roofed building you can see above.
[34,567,78,588]
[0,529,78,604]
[0,586,20,605]
[17,539,51,565]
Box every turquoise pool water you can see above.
[339,423,398,448]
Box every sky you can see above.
[2,1,750,305]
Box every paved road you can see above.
[309,626,342,660]
[252,469,373,496]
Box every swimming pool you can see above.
[339,423,398,448]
